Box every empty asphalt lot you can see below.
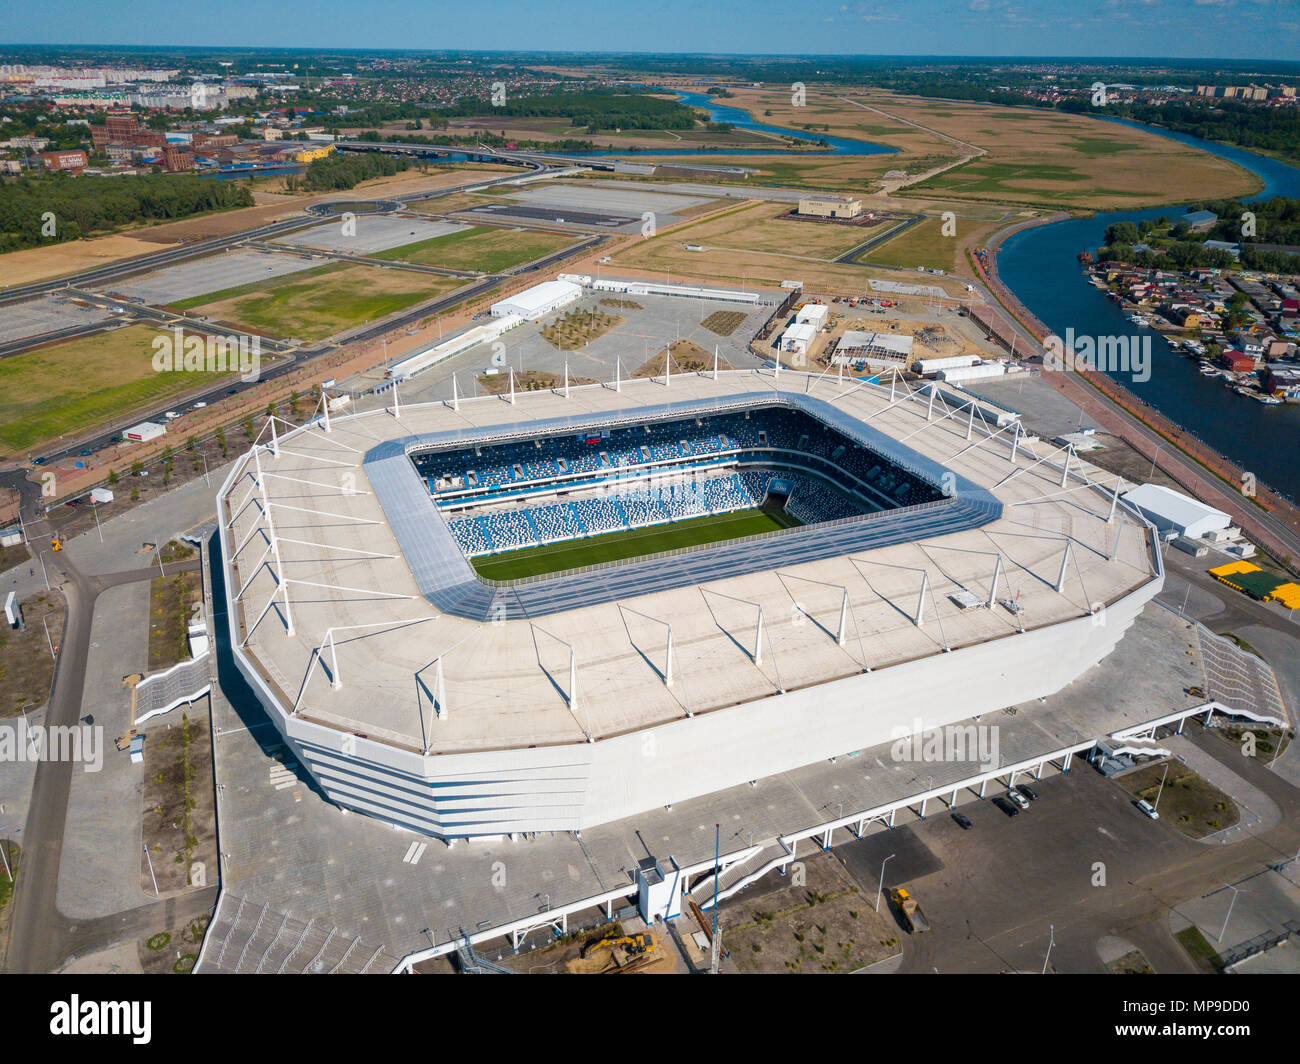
[823,727,1300,974]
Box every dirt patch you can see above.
[719,852,900,973]
[0,592,65,714]
[1118,761,1239,839]
[476,369,598,395]
[1107,948,1155,974]
[539,308,624,351]
[636,339,726,377]
[141,709,218,895]
[138,914,210,975]
[148,570,203,671]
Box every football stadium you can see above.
[217,368,1164,841]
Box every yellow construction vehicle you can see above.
[579,932,654,960]
[50,536,63,552]
[889,887,931,934]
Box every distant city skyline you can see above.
[5,0,1300,63]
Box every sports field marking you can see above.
[470,506,801,581]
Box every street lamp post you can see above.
[1041,923,1055,974]
[1153,762,1171,811]
[1217,883,1249,943]
[875,853,895,912]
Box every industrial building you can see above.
[833,331,914,369]
[797,196,862,219]
[1122,483,1232,540]
[490,279,584,321]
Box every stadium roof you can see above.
[219,370,1160,757]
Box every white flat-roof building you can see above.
[388,314,524,380]
[781,321,818,355]
[1122,483,1232,539]
[490,279,583,321]
[124,421,166,442]
[915,355,981,377]
[796,304,829,330]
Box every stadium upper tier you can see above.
[220,370,1161,759]
[412,405,944,514]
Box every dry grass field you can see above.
[176,263,463,342]
[0,324,232,455]
[664,201,891,259]
[866,93,1259,208]
[610,225,971,299]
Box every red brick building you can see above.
[39,149,88,173]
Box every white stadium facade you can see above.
[217,368,1163,842]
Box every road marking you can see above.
[402,841,427,865]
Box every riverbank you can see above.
[976,214,1300,574]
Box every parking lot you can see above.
[271,215,469,255]
[0,294,113,345]
[105,248,323,304]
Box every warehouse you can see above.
[1122,483,1232,539]
[490,279,583,321]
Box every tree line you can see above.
[282,151,411,192]
[0,172,253,252]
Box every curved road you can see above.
[2,523,207,973]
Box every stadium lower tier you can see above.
[444,469,862,558]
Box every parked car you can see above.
[992,796,1020,818]
[1007,789,1030,811]
[1135,799,1160,820]
[951,812,973,830]
[1015,783,1039,802]
[79,448,94,456]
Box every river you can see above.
[574,96,1300,502]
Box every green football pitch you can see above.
[470,506,802,582]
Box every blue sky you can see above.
[5,0,1300,60]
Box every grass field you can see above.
[370,224,577,273]
[174,263,461,342]
[855,216,958,272]
[470,506,801,581]
[0,325,231,454]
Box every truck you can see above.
[890,887,930,934]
